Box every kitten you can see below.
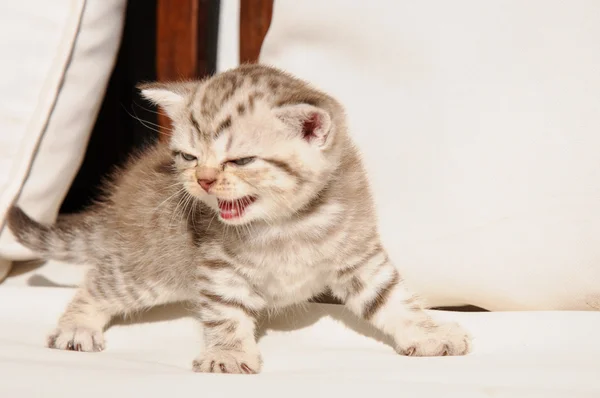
[6,64,471,374]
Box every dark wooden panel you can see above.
[156,0,198,140]
[154,0,271,139]
[157,0,200,80]
[239,0,273,64]
[155,0,219,141]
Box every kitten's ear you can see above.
[274,104,332,148]
[137,81,197,118]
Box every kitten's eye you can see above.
[180,153,197,162]
[229,157,256,166]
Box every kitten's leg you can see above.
[48,267,176,352]
[191,272,266,374]
[331,245,471,356]
[48,286,110,352]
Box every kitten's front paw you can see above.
[47,326,105,352]
[396,321,471,357]
[192,349,262,374]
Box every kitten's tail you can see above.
[5,206,97,264]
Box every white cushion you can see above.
[260,0,600,310]
[0,0,127,279]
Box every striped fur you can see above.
[6,64,470,374]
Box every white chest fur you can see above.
[219,202,349,307]
[237,242,335,307]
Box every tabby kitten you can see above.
[6,64,471,374]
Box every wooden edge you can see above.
[239,0,274,64]
[155,0,219,141]
[155,0,272,140]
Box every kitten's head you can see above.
[140,65,346,226]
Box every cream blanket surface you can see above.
[0,263,599,398]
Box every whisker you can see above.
[233,199,242,240]
[206,211,218,232]
[169,190,192,229]
[121,104,171,137]
[132,107,163,129]
[154,186,186,212]
[132,100,169,118]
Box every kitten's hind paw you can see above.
[192,349,262,374]
[47,327,105,352]
[396,321,471,357]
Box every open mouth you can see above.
[217,196,257,220]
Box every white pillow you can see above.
[259,0,600,310]
[0,1,127,280]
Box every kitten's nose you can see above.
[198,178,216,192]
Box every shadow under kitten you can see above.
[104,299,396,349]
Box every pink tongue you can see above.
[219,200,249,219]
